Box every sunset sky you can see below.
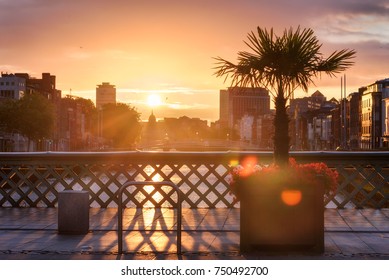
[1,0,388,121]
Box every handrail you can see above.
[117,181,182,255]
[1,150,388,160]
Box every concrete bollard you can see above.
[58,190,89,234]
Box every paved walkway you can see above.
[0,208,389,260]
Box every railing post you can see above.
[58,190,89,234]
[117,181,182,255]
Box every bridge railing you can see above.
[0,151,388,208]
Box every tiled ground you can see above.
[0,208,388,259]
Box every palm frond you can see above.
[317,49,356,76]
[213,26,356,98]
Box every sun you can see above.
[147,94,162,107]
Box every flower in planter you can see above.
[229,157,338,204]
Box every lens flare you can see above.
[281,190,302,206]
[240,156,258,177]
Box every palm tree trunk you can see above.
[273,94,289,167]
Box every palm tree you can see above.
[214,27,355,166]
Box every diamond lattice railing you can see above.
[331,164,389,208]
[0,151,388,208]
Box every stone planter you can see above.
[239,180,324,253]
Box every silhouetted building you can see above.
[0,73,26,101]
[289,91,327,150]
[238,113,274,149]
[381,81,389,148]
[257,113,274,149]
[304,101,338,150]
[96,82,116,109]
[289,90,325,116]
[141,111,163,146]
[15,72,61,102]
[384,97,389,148]
[219,87,270,128]
[58,96,95,151]
[0,74,27,151]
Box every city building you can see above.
[304,102,338,150]
[346,89,364,149]
[0,73,26,101]
[380,82,389,148]
[360,79,389,149]
[141,111,164,148]
[96,82,116,109]
[0,72,61,151]
[16,72,62,150]
[289,91,327,150]
[15,72,61,102]
[0,73,27,151]
[96,82,116,146]
[238,113,274,149]
[239,114,255,143]
[384,97,389,148]
[58,96,95,151]
[219,87,270,129]
[289,90,325,115]
[256,113,274,149]
[0,74,28,151]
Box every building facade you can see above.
[15,73,61,102]
[381,83,389,147]
[219,87,270,129]
[360,79,389,149]
[347,89,364,149]
[289,91,327,150]
[239,114,255,143]
[304,103,337,151]
[96,82,116,109]
[384,97,389,147]
[0,73,26,101]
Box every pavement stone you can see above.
[0,208,389,260]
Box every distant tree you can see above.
[0,93,55,151]
[73,97,98,131]
[214,26,355,166]
[75,97,99,146]
[60,95,98,150]
[0,99,18,132]
[101,103,141,149]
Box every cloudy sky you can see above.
[1,0,388,121]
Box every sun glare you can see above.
[147,94,162,107]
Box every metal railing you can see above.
[0,151,388,208]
